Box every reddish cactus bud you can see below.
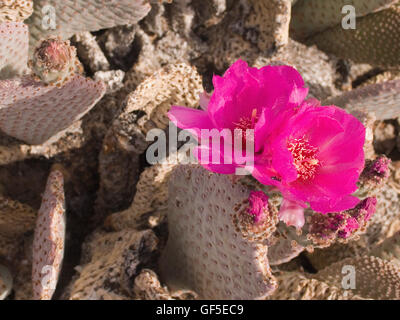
[30,38,82,87]
[358,156,391,196]
[308,197,377,244]
[234,190,279,242]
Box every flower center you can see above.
[233,109,258,144]
[287,136,320,181]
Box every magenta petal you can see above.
[193,145,237,174]
[312,167,360,198]
[222,59,249,79]
[168,106,214,138]
[272,65,305,88]
[252,164,278,186]
[271,139,298,183]
[279,198,306,228]
[208,60,309,130]
[318,107,365,165]
[306,116,344,148]
[310,195,360,214]
[199,162,238,175]
[302,98,321,108]
[254,109,269,152]
[289,86,309,106]
[319,135,365,167]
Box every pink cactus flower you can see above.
[168,59,366,228]
[254,98,366,219]
[168,59,308,174]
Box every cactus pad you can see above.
[324,79,400,120]
[0,75,105,144]
[291,0,399,39]
[315,255,400,299]
[0,21,29,79]
[32,169,65,300]
[309,6,400,69]
[159,165,278,300]
[27,0,151,48]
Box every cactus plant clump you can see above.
[0,37,106,145]
[1,0,400,302]
[96,63,202,216]
[267,196,378,265]
[159,164,381,300]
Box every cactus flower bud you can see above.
[308,197,377,245]
[30,37,82,87]
[357,155,391,197]
[234,190,279,242]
